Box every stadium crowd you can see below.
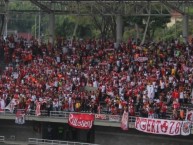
[0,34,193,120]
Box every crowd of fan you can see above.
[0,34,193,121]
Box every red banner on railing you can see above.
[68,113,94,130]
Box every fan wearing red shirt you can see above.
[160,103,167,119]
[129,105,135,116]
[172,100,180,110]
[172,89,179,101]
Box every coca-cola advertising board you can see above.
[68,113,94,130]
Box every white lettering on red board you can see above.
[68,114,94,129]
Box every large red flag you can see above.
[68,113,94,130]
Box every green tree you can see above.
[7,1,36,33]
[92,15,116,40]
[147,10,171,40]
[55,17,75,39]
[123,9,171,41]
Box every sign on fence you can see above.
[121,111,129,130]
[95,114,107,120]
[68,113,94,130]
[135,117,191,136]
[109,115,120,122]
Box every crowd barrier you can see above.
[0,136,5,142]
[50,111,138,123]
[28,138,99,145]
[1,109,193,129]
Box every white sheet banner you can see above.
[185,110,193,122]
[15,110,25,125]
[109,115,120,122]
[181,121,191,136]
[135,117,182,136]
[121,111,129,130]
[95,114,107,120]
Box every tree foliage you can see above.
[123,9,171,41]
[6,2,173,42]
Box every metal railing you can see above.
[49,111,70,119]
[1,109,193,127]
[27,110,49,116]
[0,136,5,142]
[28,138,99,145]
[49,111,129,122]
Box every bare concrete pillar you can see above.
[49,13,55,44]
[116,15,123,44]
[182,14,188,43]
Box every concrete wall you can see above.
[95,126,193,145]
[0,120,41,141]
[0,119,193,145]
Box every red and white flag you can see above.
[0,108,4,113]
[5,98,19,113]
[68,113,94,130]
[181,121,191,136]
[15,110,25,124]
[185,110,193,122]
[121,111,129,130]
[35,102,41,116]
[0,99,5,113]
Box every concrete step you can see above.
[3,141,28,145]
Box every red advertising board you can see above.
[68,113,94,130]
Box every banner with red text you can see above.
[121,111,129,130]
[68,113,94,130]
[95,114,107,120]
[15,110,25,125]
[185,110,193,122]
[109,115,120,122]
[135,117,182,136]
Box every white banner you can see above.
[35,102,41,116]
[181,121,191,136]
[109,115,120,122]
[15,115,25,124]
[135,117,182,136]
[5,98,18,113]
[15,110,25,125]
[121,111,129,130]
[185,110,193,122]
[95,114,107,120]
